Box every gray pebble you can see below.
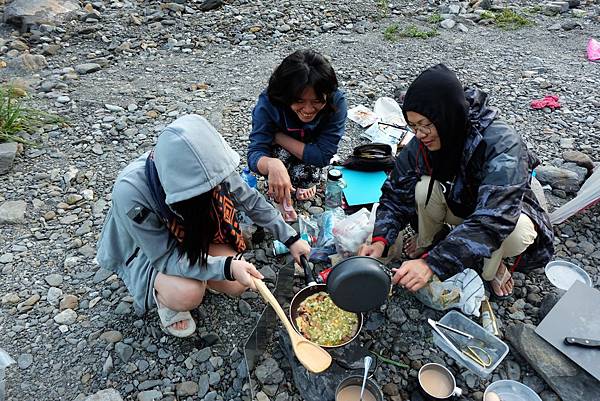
[18,353,33,369]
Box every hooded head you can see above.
[149,114,240,267]
[154,114,240,205]
[402,64,469,181]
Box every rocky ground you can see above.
[1,0,599,400]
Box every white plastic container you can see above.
[432,310,509,378]
[484,380,542,401]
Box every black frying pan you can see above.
[326,256,392,313]
[289,256,363,349]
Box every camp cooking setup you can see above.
[242,98,599,401]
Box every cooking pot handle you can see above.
[300,255,319,286]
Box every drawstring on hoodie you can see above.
[415,142,438,206]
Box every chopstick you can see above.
[435,322,474,339]
[377,122,406,130]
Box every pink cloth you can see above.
[588,38,600,61]
[531,95,561,110]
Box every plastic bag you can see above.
[309,208,344,262]
[298,214,319,245]
[0,348,15,401]
[0,349,14,370]
[238,211,257,249]
[374,97,406,126]
[333,207,374,258]
[550,167,600,224]
[414,269,485,317]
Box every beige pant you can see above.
[415,176,537,281]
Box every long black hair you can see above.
[171,191,217,267]
[267,49,338,112]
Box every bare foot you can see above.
[171,320,189,330]
[296,186,317,201]
[490,262,514,297]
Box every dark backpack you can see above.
[341,143,395,172]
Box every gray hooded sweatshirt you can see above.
[96,114,296,313]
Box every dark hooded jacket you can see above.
[372,65,554,279]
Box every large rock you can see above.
[507,323,600,401]
[562,150,594,172]
[255,357,284,385]
[12,54,48,72]
[199,0,224,11]
[83,389,123,401]
[4,0,80,29]
[0,200,27,224]
[0,142,19,174]
[53,308,77,325]
[534,165,584,193]
[175,381,199,397]
[538,292,562,321]
[561,162,588,184]
[75,63,102,75]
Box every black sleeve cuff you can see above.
[224,256,235,281]
[283,233,301,249]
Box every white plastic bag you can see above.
[549,167,600,224]
[0,349,15,401]
[333,207,374,257]
[374,97,406,126]
[414,269,485,317]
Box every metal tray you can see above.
[544,260,592,291]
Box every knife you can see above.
[564,337,600,348]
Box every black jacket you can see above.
[373,88,554,279]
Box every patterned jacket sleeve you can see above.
[372,139,421,247]
[426,121,530,279]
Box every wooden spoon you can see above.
[253,278,332,373]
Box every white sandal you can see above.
[153,289,196,338]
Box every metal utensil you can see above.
[428,319,463,356]
[359,356,373,401]
[436,321,474,339]
[428,319,494,368]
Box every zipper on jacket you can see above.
[125,247,140,266]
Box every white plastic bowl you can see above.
[484,380,542,401]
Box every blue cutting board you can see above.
[336,167,388,206]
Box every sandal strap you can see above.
[159,308,193,327]
[153,289,193,326]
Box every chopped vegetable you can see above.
[296,292,358,346]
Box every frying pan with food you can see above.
[289,256,363,349]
